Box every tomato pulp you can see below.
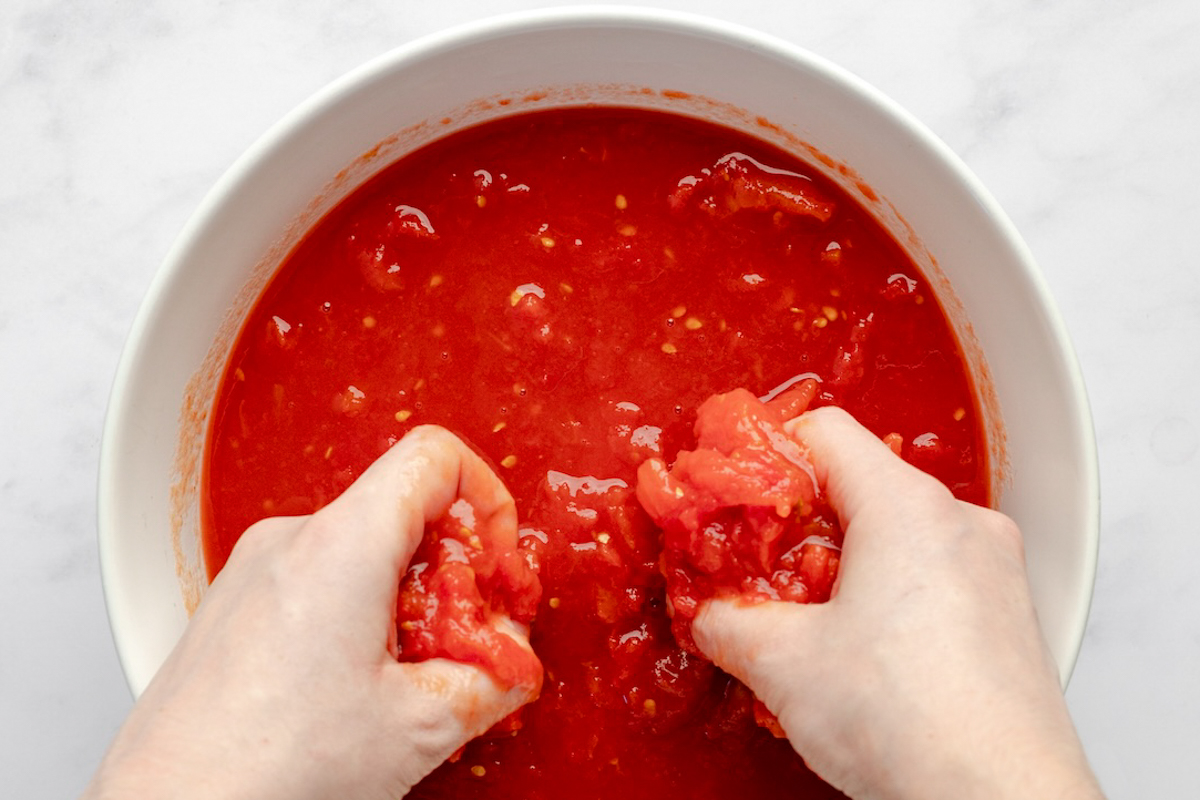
[202,107,988,800]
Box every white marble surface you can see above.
[1,0,1196,796]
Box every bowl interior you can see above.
[99,8,1097,696]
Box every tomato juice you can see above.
[202,107,988,800]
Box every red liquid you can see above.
[202,107,987,800]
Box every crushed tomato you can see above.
[396,498,543,692]
[636,385,838,655]
[201,107,988,800]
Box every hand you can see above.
[693,407,1103,800]
[84,426,539,800]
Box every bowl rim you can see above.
[98,4,1099,695]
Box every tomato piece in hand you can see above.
[636,386,840,654]
[396,498,543,692]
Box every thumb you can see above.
[783,405,919,532]
[380,652,540,773]
[693,597,830,719]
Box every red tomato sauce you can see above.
[202,107,988,800]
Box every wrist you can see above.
[866,709,1104,800]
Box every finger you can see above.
[310,425,517,598]
[381,655,539,765]
[692,597,826,716]
[784,407,957,548]
[784,407,912,521]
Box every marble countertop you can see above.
[2,1,1195,796]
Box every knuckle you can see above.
[236,515,295,554]
[905,473,959,513]
[985,509,1026,558]
[406,423,454,444]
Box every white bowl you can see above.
[99,7,1098,696]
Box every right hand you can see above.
[693,407,1103,800]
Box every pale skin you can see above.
[694,407,1104,800]
[85,413,1104,800]
[84,426,539,800]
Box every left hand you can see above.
[84,425,539,800]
